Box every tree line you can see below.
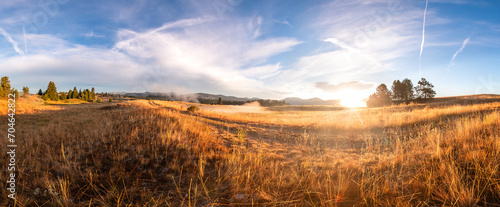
[37,81,98,102]
[367,78,436,107]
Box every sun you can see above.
[340,96,366,108]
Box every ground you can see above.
[1,95,500,206]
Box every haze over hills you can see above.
[116,92,341,105]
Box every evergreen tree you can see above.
[1,76,11,98]
[22,86,30,97]
[391,80,404,101]
[218,97,223,105]
[13,89,19,99]
[78,89,83,99]
[44,81,59,101]
[415,78,436,100]
[38,89,43,96]
[68,89,73,99]
[72,87,78,99]
[91,87,95,100]
[60,92,67,100]
[83,90,89,101]
[367,84,392,107]
[401,78,415,102]
[391,78,414,103]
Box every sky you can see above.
[1,0,500,101]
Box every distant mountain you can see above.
[119,92,340,106]
[282,97,340,106]
[196,93,258,102]
[121,92,258,103]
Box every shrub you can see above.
[109,98,113,103]
[187,105,199,112]
[97,97,103,103]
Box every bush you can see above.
[187,105,199,112]
[97,97,103,103]
[109,98,113,103]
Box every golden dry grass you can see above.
[1,97,500,206]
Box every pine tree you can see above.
[44,81,59,101]
[415,78,436,100]
[367,84,392,107]
[68,89,73,99]
[22,86,30,97]
[83,90,89,101]
[60,92,67,100]
[38,89,43,96]
[218,97,223,105]
[91,87,95,100]
[79,89,83,99]
[1,76,11,98]
[13,89,19,99]
[72,87,78,99]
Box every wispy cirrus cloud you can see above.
[419,0,429,76]
[0,27,25,56]
[447,36,471,71]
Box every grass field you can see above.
[1,95,500,206]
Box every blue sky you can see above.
[1,0,500,100]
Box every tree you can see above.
[13,89,19,99]
[391,80,404,101]
[415,78,436,100]
[109,98,113,103]
[85,89,90,101]
[22,86,30,97]
[402,78,414,101]
[391,78,414,103]
[38,89,43,96]
[91,87,95,100]
[72,87,78,99]
[97,97,103,103]
[60,92,67,100]
[367,84,392,107]
[1,76,11,98]
[218,97,223,105]
[43,81,59,101]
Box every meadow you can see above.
[1,95,500,206]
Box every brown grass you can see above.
[1,97,500,206]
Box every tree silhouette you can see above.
[38,89,43,96]
[415,78,436,100]
[402,78,414,101]
[367,84,392,107]
[391,79,414,103]
[218,97,223,105]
